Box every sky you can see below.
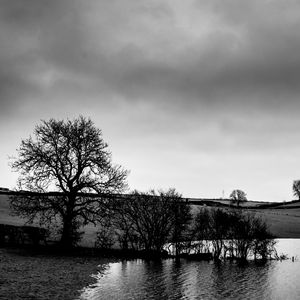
[1,0,300,201]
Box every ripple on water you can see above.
[79,239,300,300]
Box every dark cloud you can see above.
[2,0,300,110]
[1,0,300,200]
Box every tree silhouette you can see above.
[229,189,247,207]
[10,116,128,248]
[293,180,300,200]
[102,188,191,256]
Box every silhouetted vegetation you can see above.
[0,224,48,246]
[95,189,192,257]
[4,189,277,261]
[10,116,128,248]
[190,208,275,262]
[293,180,300,200]
[6,116,277,261]
[93,190,276,261]
[230,189,247,207]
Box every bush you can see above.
[192,208,275,261]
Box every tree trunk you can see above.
[60,195,76,249]
[60,215,74,249]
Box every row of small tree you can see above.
[95,189,191,256]
[191,208,275,261]
[94,191,275,261]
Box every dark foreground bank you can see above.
[0,247,114,300]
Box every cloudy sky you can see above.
[1,0,300,201]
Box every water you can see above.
[79,239,300,300]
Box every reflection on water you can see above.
[79,239,300,300]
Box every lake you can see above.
[79,239,300,300]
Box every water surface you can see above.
[79,239,300,300]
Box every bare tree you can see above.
[192,208,275,262]
[105,189,191,256]
[229,189,247,207]
[10,116,128,248]
[293,180,300,200]
[209,208,232,260]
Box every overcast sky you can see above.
[1,0,300,201]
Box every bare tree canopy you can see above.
[192,208,275,261]
[229,189,247,207]
[10,116,128,247]
[293,180,300,200]
[98,188,191,255]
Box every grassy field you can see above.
[189,198,271,207]
[190,199,300,238]
[1,193,300,243]
[0,194,99,247]
[0,195,25,226]
[191,204,300,238]
[252,208,300,238]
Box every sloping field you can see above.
[190,201,300,238]
[188,198,277,208]
[253,208,300,238]
[0,194,98,247]
[268,201,300,208]
[1,193,300,241]
[0,194,24,226]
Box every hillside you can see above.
[0,194,98,247]
[1,193,300,241]
[189,198,300,238]
[0,194,25,226]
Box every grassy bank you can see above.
[0,247,113,300]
